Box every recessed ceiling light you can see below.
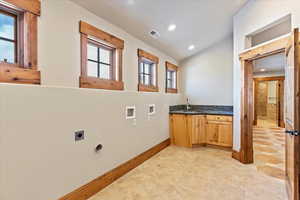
[260,68,266,72]
[168,24,176,31]
[188,45,195,50]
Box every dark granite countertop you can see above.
[169,105,233,116]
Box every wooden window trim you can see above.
[137,49,159,92]
[80,76,124,91]
[165,61,178,93]
[0,0,41,85]
[137,49,159,64]
[2,0,41,16]
[80,21,124,49]
[79,21,124,91]
[0,62,40,84]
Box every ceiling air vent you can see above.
[149,30,160,39]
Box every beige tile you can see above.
[89,146,287,200]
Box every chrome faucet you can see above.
[186,98,191,111]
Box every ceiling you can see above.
[70,0,248,61]
[253,53,285,74]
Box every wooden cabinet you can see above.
[170,114,191,147]
[187,115,206,145]
[206,115,232,122]
[170,114,233,148]
[206,121,232,147]
[206,122,219,145]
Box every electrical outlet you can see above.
[148,104,155,115]
[75,130,85,141]
[126,106,136,119]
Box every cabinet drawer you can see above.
[206,115,232,122]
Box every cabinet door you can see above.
[206,121,219,145]
[206,121,233,147]
[171,114,191,147]
[217,122,233,147]
[188,115,206,145]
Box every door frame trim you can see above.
[236,35,290,164]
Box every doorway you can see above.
[253,54,285,129]
[237,29,300,200]
[254,77,284,128]
[250,53,286,180]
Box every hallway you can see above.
[256,116,278,128]
[253,127,285,180]
[89,146,287,200]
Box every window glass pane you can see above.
[0,40,15,63]
[100,48,111,64]
[88,44,98,61]
[139,74,144,84]
[144,63,150,74]
[0,13,15,40]
[87,61,98,77]
[139,62,144,74]
[167,80,172,89]
[100,64,110,79]
[167,71,171,79]
[172,72,176,88]
[144,74,150,85]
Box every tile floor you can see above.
[89,145,287,200]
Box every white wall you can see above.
[0,0,182,200]
[38,0,178,90]
[233,0,300,151]
[180,37,233,105]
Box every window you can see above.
[0,10,17,63]
[165,62,178,93]
[87,41,114,79]
[166,70,176,89]
[80,21,124,90]
[0,0,41,85]
[137,49,159,92]
[139,59,156,86]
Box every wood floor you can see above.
[253,127,285,180]
[256,116,278,128]
[89,146,287,200]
